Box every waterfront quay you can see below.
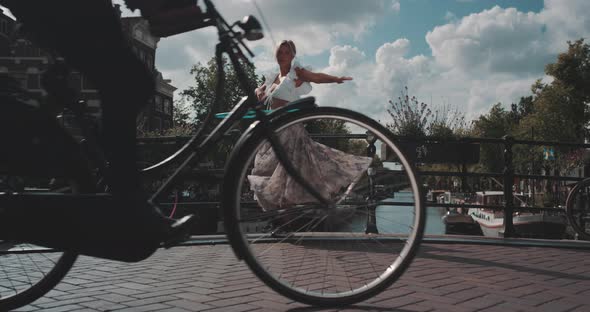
[16,236,590,312]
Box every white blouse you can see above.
[263,58,312,105]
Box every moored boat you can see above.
[467,191,565,238]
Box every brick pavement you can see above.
[14,239,590,312]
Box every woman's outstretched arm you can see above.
[294,67,352,84]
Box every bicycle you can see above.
[565,178,590,240]
[0,0,425,309]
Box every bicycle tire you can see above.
[222,107,425,306]
[0,247,77,311]
[565,178,590,240]
[0,176,83,310]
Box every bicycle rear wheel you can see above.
[566,178,590,240]
[223,107,425,306]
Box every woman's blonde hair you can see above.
[275,40,296,61]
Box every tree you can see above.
[430,104,468,138]
[512,39,590,176]
[472,103,514,173]
[386,87,431,138]
[179,57,262,123]
[159,100,195,137]
[172,99,192,128]
[545,39,590,106]
[509,96,534,124]
[386,86,467,139]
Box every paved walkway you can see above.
[15,238,590,312]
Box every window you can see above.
[68,73,82,90]
[154,96,163,112]
[142,116,149,132]
[82,76,97,90]
[163,99,171,114]
[13,73,27,89]
[27,74,40,89]
[154,117,162,131]
[0,20,8,35]
[164,120,170,130]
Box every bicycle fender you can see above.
[266,96,317,121]
[223,96,317,177]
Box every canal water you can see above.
[347,191,446,235]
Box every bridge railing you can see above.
[138,134,590,238]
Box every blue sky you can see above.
[363,1,544,58]
[301,0,545,71]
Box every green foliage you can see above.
[430,104,468,138]
[305,119,356,153]
[517,39,589,143]
[513,39,590,174]
[179,57,262,123]
[172,100,192,128]
[471,39,590,175]
[509,96,534,124]
[386,86,468,139]
[471,103,513,173]
[386,87,431,138]
[545,39,590,105]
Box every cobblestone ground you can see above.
[11,241,590,312]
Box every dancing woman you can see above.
[248,40,371,211]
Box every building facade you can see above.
[0,6,175,133]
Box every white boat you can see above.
[436,191,482,235]
[467,191,566,238]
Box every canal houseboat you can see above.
[467,191,565,238]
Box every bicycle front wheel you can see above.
[566,178,590,240]
[223,107,425,306]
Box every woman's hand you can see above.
[294,78,304,88]
[255,85,267,102]
[334,76,353,84]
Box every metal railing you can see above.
[139,134,590,238]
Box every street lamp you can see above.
[365,130,379,234]
[365,130,376,157]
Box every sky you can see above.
[8,0,590,124]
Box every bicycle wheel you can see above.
[223,107,425,306]
[566,178,590,240]
[0,178,79,311]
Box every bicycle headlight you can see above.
[238,15,263,41]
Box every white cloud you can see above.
[392,0,401,13]
[55,0,590,124]
[426,6,550,76]
[328,45,366,71]
[410,1,590,120]
[445,11,456,22]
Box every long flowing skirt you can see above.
[247,124,372,211]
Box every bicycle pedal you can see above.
[161,214,195,248]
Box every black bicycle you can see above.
[0,0,425,308]
[565,178,590,240]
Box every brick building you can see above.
[0,6,175,133]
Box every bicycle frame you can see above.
[143,0,331,207]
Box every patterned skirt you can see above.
[247,123,372,211]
